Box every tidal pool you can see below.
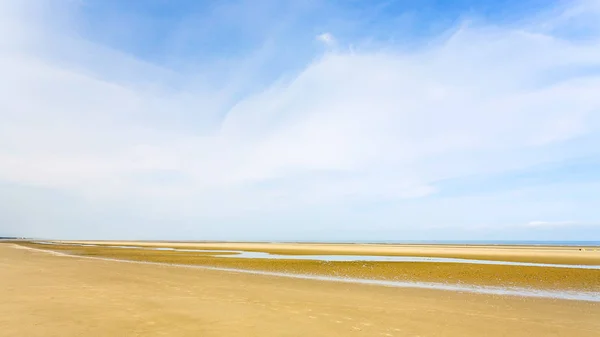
[35,241,600,270]
[21,244,600,302]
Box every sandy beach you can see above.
[2,243,599,337]
[22,241,600,293]
[61,240,600,264]
[5,1,600,336]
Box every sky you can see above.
[1,0,599,241]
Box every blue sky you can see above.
[1,0,599,240]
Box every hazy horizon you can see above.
[17,238,600,245]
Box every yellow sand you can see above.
[1,243,599,337]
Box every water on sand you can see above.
[36,241,600,270]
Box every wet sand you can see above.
[61,240,600,264]
[23,241,600,292]
[1,243,599,337]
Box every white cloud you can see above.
[526,220,579,227]
[316,32,336,46]
[1,0,600,237]
[525,220,600,228]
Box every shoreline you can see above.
[33,238,600,247]
[48,240,600,265]
[11,244,600,302]
[33,241,600,269]
[16,241,600,295]
[10,243,600,302]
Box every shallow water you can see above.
[35,241,600,270]
[217,251,600,269]
[22,244,600,302]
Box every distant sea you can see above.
[65,239,600,246]
[269,240,600,246]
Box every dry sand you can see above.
[1,243,599,337]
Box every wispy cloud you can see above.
[1,0,600,239]
[316,32,336,46]
[526,220,579,227]
[526,220,600,227]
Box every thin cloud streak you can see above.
[526,221,598,227]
